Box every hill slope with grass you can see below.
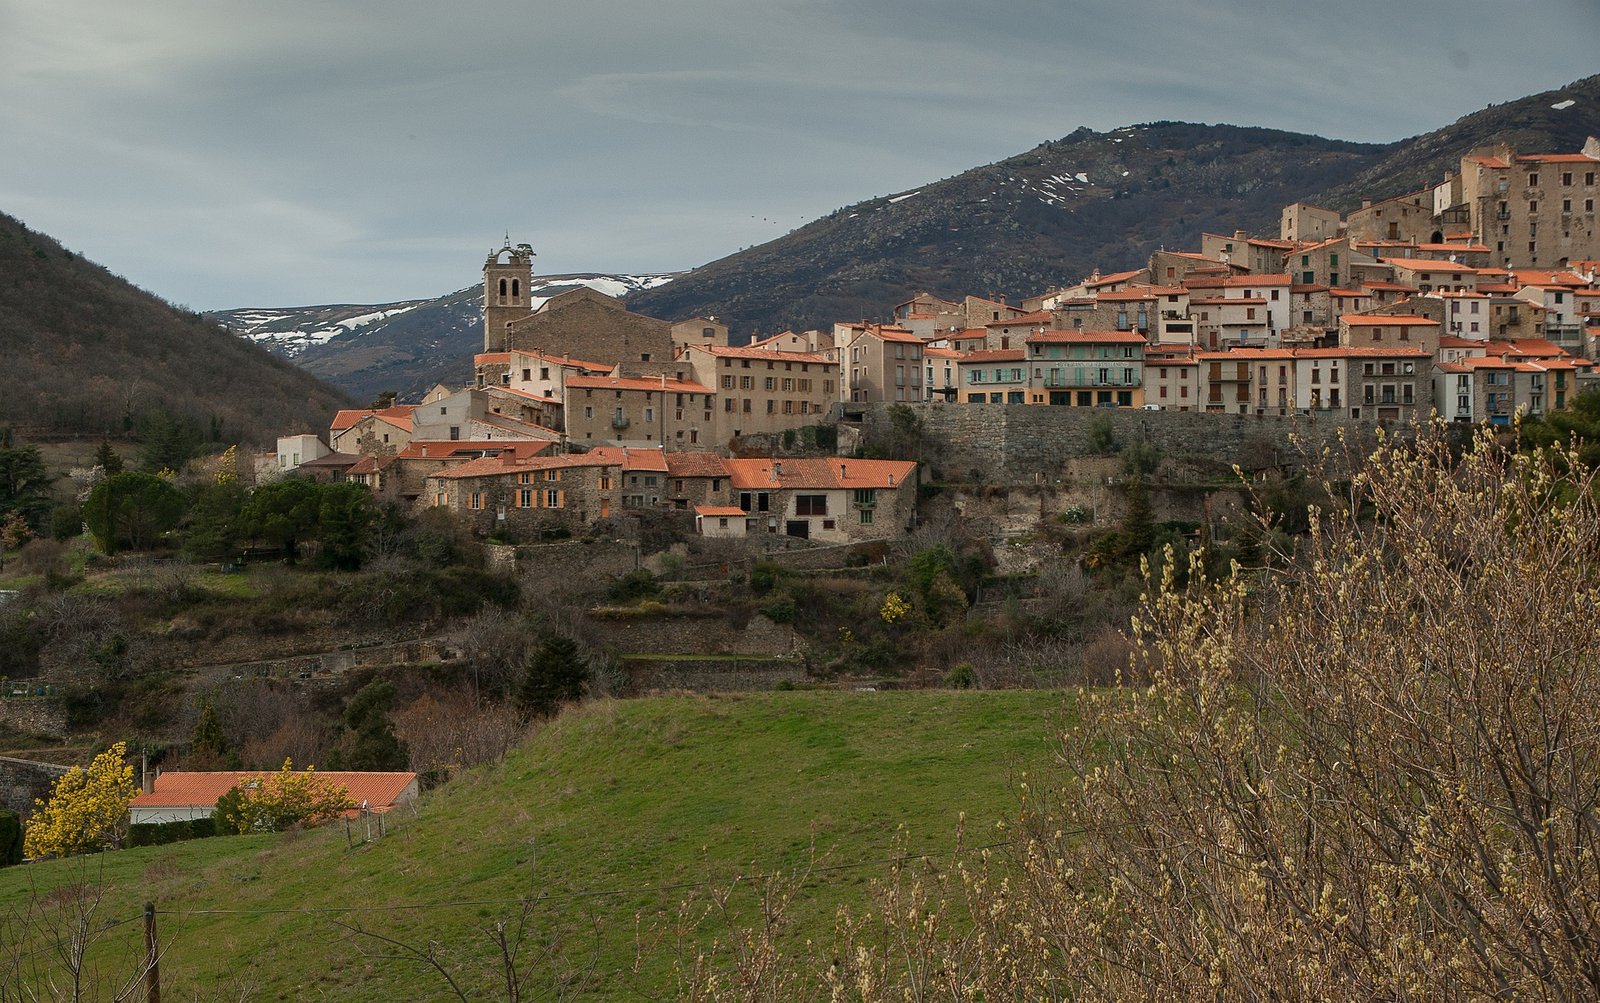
[0,690,1065,999]
[0,211,350,440]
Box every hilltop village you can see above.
[270,138,1600,543]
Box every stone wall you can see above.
[622,657,806,694]
[0,698,68,740]
[587,611,799,657]
[861,403,1378,484]
[0,756,70,820]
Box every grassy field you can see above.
[0,689,1070,1000]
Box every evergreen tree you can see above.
[185,480,247,561]
[239,478,322,564]
[82,471,186,554]
[517,631,588,721]
[137,410,198,473]
[316,482,377,571]
[92,439,124,475]
[1118,476,1156,560]
[0,441,51,533]
[327,681,408,771]
[190,701,233,769]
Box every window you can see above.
[469,492,482,510]
[1530,201,1538,213]
[1529,172,1540,187]
[519,488,532,508]
[796,495,827,516]
[449,426,461,440]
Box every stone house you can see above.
[1338,314,1441,357]
[664,452,732,510]
[680,345,837,439]
[841,325,924,403]
[425,451,622,531]
[562,374,716,449]
[506,287,675,372]
[719,458,919,543]
[1022,330,1146,407]
[474,347,612,405]
[1345,189,1438,244]
[1456,140,1600,270]
[1142,347,1199,411]
[330,405,417,455]
[671,317,730,353]
[923,346,960,401]
[1280,202,1343,243]
[957,349,1028,404]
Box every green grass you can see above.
[0,690,1067,999]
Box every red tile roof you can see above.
[724,458,916,491]
[565,375,713,394]
[688,345,831,364]
[131,771,416,816]
[331,406,417,433]
[665,452,731,478]
[1341,315,1439,326]
[1026,330,1148,344]
[961,349,1027,363]
[695,505,747,518]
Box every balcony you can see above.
[611,415,631,430]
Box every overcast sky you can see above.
[3,0,1597,310]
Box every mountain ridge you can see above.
[626,74,1600,337]
[0,211,350,441]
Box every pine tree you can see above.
[190,701,232,769]
[92,439,124,475]
[1118,476,1156,561]
[327,681,408,771]
[517,632,588,721]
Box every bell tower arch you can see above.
[483,239,535,352]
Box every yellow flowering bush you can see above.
[24,741,137,858]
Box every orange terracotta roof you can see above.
[1383,258,1481,274]
[1084,269,1145,287]
[330,405,417,433]
[923,346,963,359]
[433,451,618,480]
[1465,155,1511,169]
[1221,274,1292,286]
[868,326,924,344]
[565,375,713,394]
[131,771,416,816]
[689,345,831,364]
[1520,153,1600,163]
[1092,289,1159,302]
[665,452,731,478]
[695,505,747,519]
[1026,330,1148,344]
[508,348,613,372]
[724,458,917,491]
[1341,315,1439,326]
[961,349,1027,363]
[396,440,555,460]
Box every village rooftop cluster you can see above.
[271,139,1600,542]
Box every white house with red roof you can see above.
[130,770,418,825]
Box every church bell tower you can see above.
[483,240,535,353]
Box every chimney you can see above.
[1234,230,1248,241]
[1361,198,1372,209]
[840,462,847,478]
[773,462,783,477]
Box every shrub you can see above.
[126,817,217,847]
[606,569,660,603]
[944,662,977,689]
[0,809,21,866]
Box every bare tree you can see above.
[676,423,1600,1000]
